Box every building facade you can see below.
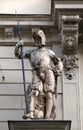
[0,1,83,130]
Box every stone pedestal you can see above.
[8,120,71,130]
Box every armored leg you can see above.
[29,89,39,118]
[45,91,53,119]
[44,69,55,119]
[23,88,40,119]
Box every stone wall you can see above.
[0,44,63,130]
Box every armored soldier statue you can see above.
[14,30,63,119]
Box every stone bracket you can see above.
[60,15,80,80]
[61,15,81,55]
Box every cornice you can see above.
[0,1,83,27]
[0,0,83,45]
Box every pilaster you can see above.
[59,13,80,130]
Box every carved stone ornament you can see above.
[62,34,78,54]
[61,15,81,54]
[5,28,14,40]
[62,55,79,80]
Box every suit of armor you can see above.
[15,30,63,119]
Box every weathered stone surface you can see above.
[8,120,71,130]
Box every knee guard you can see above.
[46,91,53,100]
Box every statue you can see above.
[14,30,63,119]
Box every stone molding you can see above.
[8,120,71,130]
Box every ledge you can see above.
[8,120,71,130]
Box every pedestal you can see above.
[8,120,71,130]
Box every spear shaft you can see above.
[15,11,29,114]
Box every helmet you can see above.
[37,30,46,45]
[33,30,46,46]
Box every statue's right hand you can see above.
[16,40,24,47]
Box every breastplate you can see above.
[30,48,51,66]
